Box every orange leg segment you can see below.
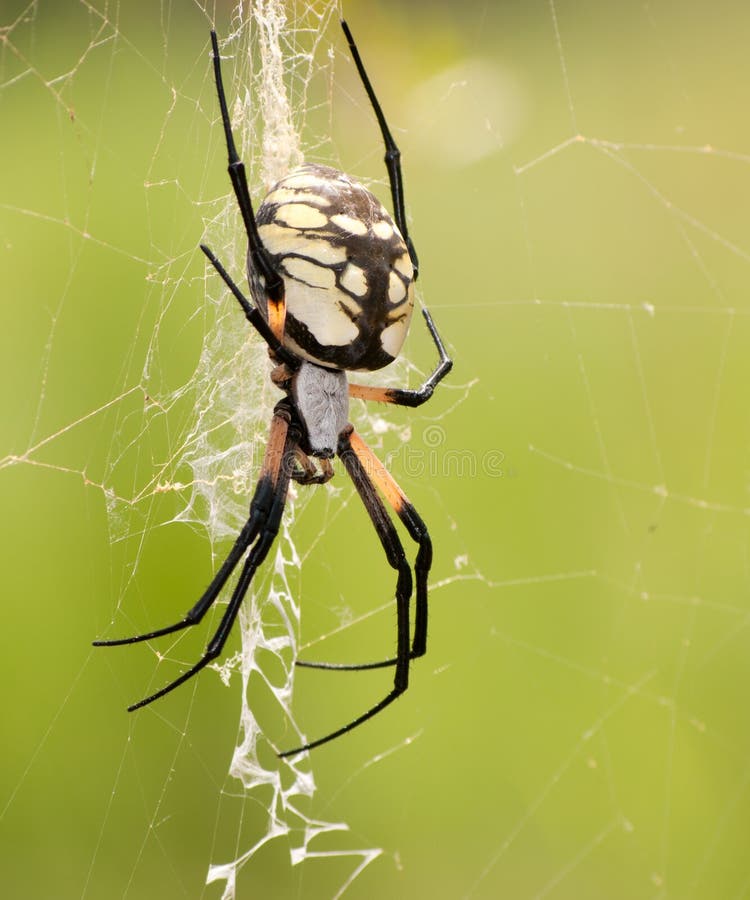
[347,429,432,657]
[267,296,287,344]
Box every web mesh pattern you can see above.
[4,2,749,899]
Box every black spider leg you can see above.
[296,427,431,674]
[342,20,452,397]
[94,403,300,713]
[348,308,453,409]
[280,426,414,757]
[341,18,418,278]
[209,30,283,303]
[200,243,297,368]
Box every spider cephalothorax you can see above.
[94,20,452,757]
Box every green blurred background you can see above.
[3,0,750,897]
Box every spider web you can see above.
[3,1,750,899]
[1,0,401,896]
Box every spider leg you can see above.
[127,540,269,711]
[280,426,414,757]
[340,19,418,277]
[94,403,300,712]
[92,516,260,648]
[348,309,452,408]
[200,243,296,367]
[296,427,430,673]
[349,432,431,658]
[340,24,453,406]
[209,31,286,336]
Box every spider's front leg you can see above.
[281,426,431,757]
[295,425,431,674]
[93,402,301,713]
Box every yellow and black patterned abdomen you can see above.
[249,163,415,372]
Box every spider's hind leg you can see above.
[208,31,287,344]
[340,18,417,275]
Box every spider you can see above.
[94,21,451,757]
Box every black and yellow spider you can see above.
[94,21,451,757]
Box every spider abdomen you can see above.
[250,163,414,372]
